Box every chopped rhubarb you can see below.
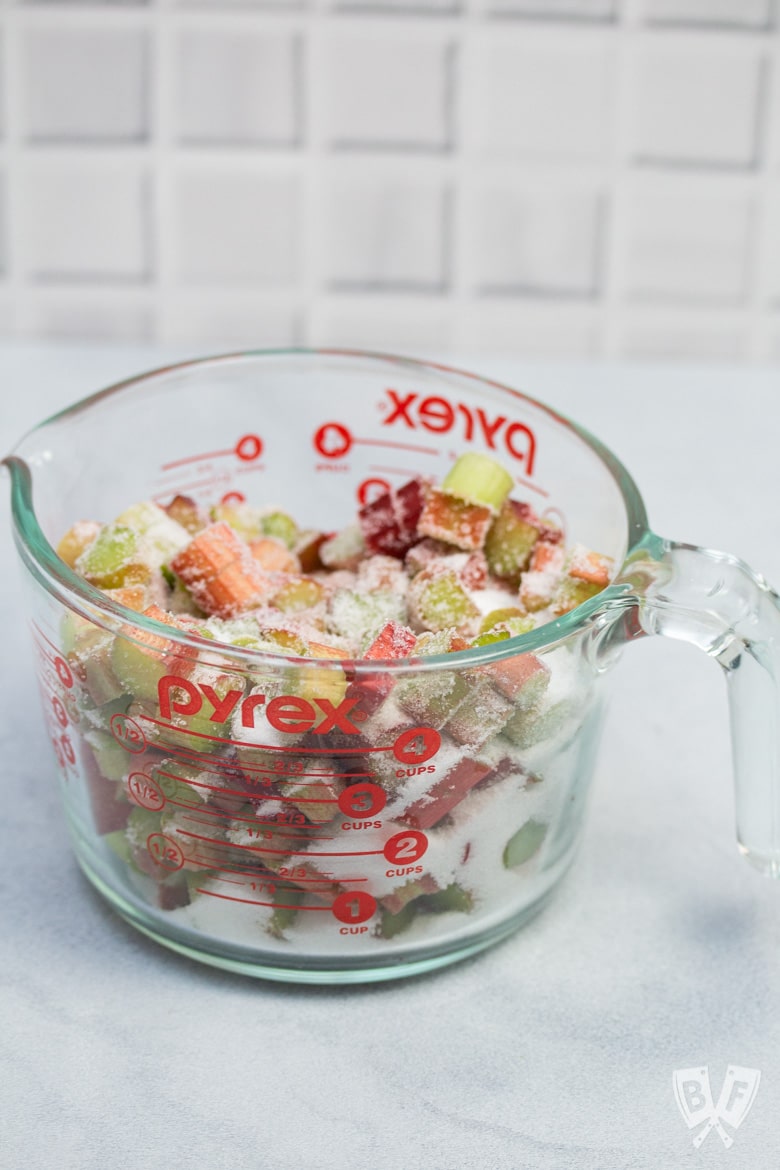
[400,756,494,830]
[417,488,494,552]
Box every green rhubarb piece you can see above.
[268,885,305,939]
[76,524,140,589]
[480,608,531,634]
[395,669,469,728]
[484,502,539,583]
[503,699,571,749]
[555,577,602,613]
[87,731,132,782]
[153,761,207,809]
[442,453,513,511]
[424,883,474,913]
[68,625,126,705]
[260,511,299,549]
[327,588,406,651]
[319,524,365,570]
[471,628,510,647]
[111,635,167,701]
[379,882,473,939]
[379,901,419,939]
[104,829,133,865]
[114,502,190,565]
[412,571,480,633]
[503,819,546,868]
[272,577,324,614]
[210,503,265,540]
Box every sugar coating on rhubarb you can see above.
[60,450,616,953]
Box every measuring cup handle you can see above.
[618,534,780,878]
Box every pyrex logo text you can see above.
[158,675,364,735]
[382,389,536,476]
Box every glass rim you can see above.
[4,347,650,669]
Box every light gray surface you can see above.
[2,343,779,1170]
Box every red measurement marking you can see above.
[221,491,246,505]
[195,862,366,883]
[357,477,391,507]
[161,434,263,472]
[332,891,377,924]
[314,422,438,461]
[338,782,386,818]
[31,622,63,658]
[515,475,549,499]
[384,830,428,865]
[146,833,184,872]
[54,656,74,689]
[61,735,75,766]
[51,695,68,729]
[178,828,383,859]
[393,726,440,764]
[353,438,439,456]
[194,889,331,911]
[127,771,165,811]
[178,810,332,840]
[368,465,423,477]
[110,713,147,753]
[137,713,389,754]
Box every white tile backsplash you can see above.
[624,187,752,303]
[323,36,452,150]
[23,28,148,142]
[642,0,773,28]
[0,5,778,362]
[176,29,299,146]
[472,37,613,159]
[630,46,763,168]
[323,176,448,290]
[22,162,149,280]
[469,186,602,295]
[172,169,300,284]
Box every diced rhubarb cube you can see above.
[518,568,561,612]
[394,478,427,547]
[164,495,207,535]
[484,499,540,583]
[380,874,440,916]
[358,478,428,559]
[459,552,488,591]
[408,567,480,634]
[249,537,301,574]
[294,530,328,573]
[57,520,102,569]
[530,541,565,574]
[364,620,417,662]
[418,488,494,552]
[358,490,400,556]
[444,676,513,750]
[483,652,550,706]
[82,743,132,834]
[400,757,493,830]
[566,544,613,587]
[171,523,271,618]
[270,575,324,614]
[278,765,345,824]
[442,453,513,511]
[404,538,451,576]
[346,620,417,715]
[319,524,365,571]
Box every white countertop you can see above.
[2,342,779,1170]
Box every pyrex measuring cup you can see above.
[5,350,780,984]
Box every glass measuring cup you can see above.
[4,350,779,984]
